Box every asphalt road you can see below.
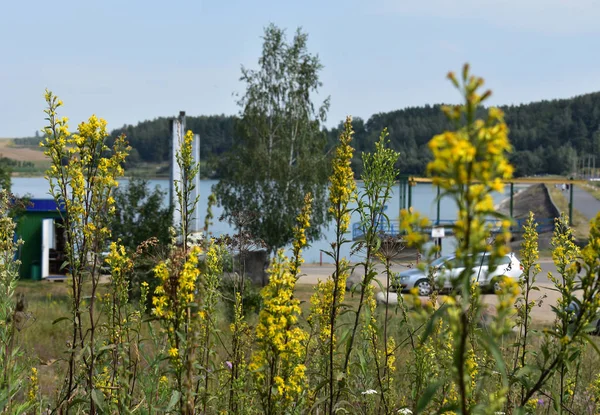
[299,259,570,323]
[573,186,600,221]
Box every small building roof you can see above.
[23,198,64,213]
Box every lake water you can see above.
[12,177,519,263]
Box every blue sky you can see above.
[1,0,600,137]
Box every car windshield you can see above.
[429,254,513,269]
[430,256,452,268]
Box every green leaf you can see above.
[418,304,447,345]
[583,333,600,357]
[416,381,443,414]
[358,350,367,378]
[479,330,508,387]
[52,316,70,325]
[166,390,181,412]
[97,344,116,353]
[91,389,105,413]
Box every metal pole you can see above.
[509,182,514,219]
[408,180,413,211]
[569,178,574,226]
[436,185,441,225]
[399,177,405,211]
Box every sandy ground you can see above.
[299,263,562,324]
[0,139,48,162]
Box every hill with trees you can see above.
[16,91,600,178]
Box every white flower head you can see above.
[361,389,378,395]
[398,409,413,415]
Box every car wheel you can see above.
[415,279,432,297]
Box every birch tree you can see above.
[214,23,330,253]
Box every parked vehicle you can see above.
[392,252,524,296]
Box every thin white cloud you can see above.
[373,0,600,34]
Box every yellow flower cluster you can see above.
[199,240,224,322]
[94,366,117,405]
[524,397,539,413]
[399,208,431,249]
[580,212,600,283]
[28,367,38,403]
[385,336,396,374]
[588,372,600,406]
[490,276,520,336]
[329,116,356,234]
[42,90,130,283]
[464,347,479,396]
[152,246,202,365]
[309,259,349,342]
[250,250,308,407]
[105,242,133,306]
[363,283,377,340]
[427,67,513,258]
[290,193,313,277]
[153,246,201,320]
[548,215,581,313]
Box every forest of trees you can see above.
[18,91,600,178]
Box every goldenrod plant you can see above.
[290,193,312,279]
[173,128,201,249]
[309,116,356,414]
[507,212,542,411]
[248,193,312,414]
[250,251,308,414]
[416,65,513,414]
[344,128,399,413]
[0,191,33,414]
[196,239,225,413]
[151,157,202,414]
[42,90,129,414]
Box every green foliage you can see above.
[0,165,10,194]
[342,128,400,413]
[213,23,331,252]
[0,191,34,414]
[110,177,172,302]
[219,275,262,320]
[108,115,236,171]
[111,177,173,250]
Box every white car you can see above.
[392,253,524,296]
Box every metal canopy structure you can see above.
[400,176,585,227]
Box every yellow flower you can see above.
[290,193,313,277]
[250,250,308,409]
[328,116,356,235]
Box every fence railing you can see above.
[351,217,556,241]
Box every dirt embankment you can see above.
[496,183,559,249]
[496,183,558,220]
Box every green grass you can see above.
[11,160,52,176]
[582,181,600,201]
[14,278,600,412]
